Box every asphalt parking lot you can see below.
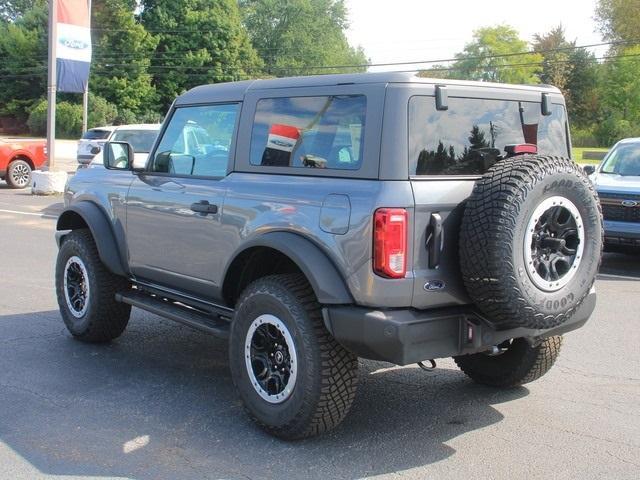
[0,183,639,480]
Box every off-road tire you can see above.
[6,159,32,189]
[454,336,563,387]
[460,155,603,330]
[229,274,358,440]
[55,229,131,342]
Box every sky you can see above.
[345,0,605,71]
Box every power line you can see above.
[3,51,640,81]
[7,38,635,66]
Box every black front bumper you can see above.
[323,291,596,365]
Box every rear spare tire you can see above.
[460,155,602,330]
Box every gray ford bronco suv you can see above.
[55,72,603,439]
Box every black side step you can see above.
[116,290,231,339]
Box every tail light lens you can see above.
[373,208,407,279]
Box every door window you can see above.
[151,104,239,177]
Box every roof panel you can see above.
[174,72,561,105]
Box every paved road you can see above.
[0,184,639,480]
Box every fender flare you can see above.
[56,202,127,277]
[224,232,353,304]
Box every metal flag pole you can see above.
[81,0,92,133]
[46,0,58,170]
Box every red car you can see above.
[0,138,48,188]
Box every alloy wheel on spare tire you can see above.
[6,159,32,189]
[229,273,358,440]
[459,155,603,330]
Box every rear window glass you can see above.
[82,129,111,140]
[409,97,569,176]
[112,129,158,153]
[250,95,366,170]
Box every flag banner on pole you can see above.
[56,0,91,93]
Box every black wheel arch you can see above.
[10,155,35,170]
[222,231,353,307]
[56,202,128,277]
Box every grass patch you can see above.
[572,147,609,164]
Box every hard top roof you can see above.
[175,71,561,105]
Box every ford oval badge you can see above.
[621,200,638,207]
[424,280,446,291]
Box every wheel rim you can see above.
[244,314,297,404]
[63,256,90,318]
[524,196,584,292]
[10,162,31,187]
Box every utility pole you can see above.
[46,0,58,170]
[81,0,92,133]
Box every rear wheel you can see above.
[454,336,563,387]
[6,159,32,189]
[55,229,131,342]
[229,274,358,440]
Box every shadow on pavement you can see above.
[0,309,527,480]
[40,201,64,217]
[598,251,640,279]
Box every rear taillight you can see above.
[373,208,407,279]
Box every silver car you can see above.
[77,124,160,166]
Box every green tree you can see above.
[141,0,263,110]
[0,0,45,22]
[565,48,602,127]
[451,25,542,84]
[532,25,573,91]
[595,0,640,46]
[0,3,47,120]
[239,0,367,76]
[90,0,159,116]
[602,45,640,123]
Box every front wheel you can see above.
[454,336,563,388]
[6,159,32,189]
[55,229,131,342]
[229,274,359,440]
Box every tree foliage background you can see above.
[0,0,639,145]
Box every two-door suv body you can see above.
[55,72,602,439]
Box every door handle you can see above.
[426,212,443,269]
[190,200,218,215]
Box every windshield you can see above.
[82,129,111,140]
[601,143,640,176]
[112,129,158,153]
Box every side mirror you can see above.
[104,141,134,170]
[583,164,596,176]
[90,145,101,155]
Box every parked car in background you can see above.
[77,126,116,165]
[0,138,47,188]
[585,138,640,251]
[77,124,160,166]
[88,124,160,169]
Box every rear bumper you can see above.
[323,290,596,365]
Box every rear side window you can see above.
[250,95,366,170]
[82,129,111,140]
[409,97,569,176]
